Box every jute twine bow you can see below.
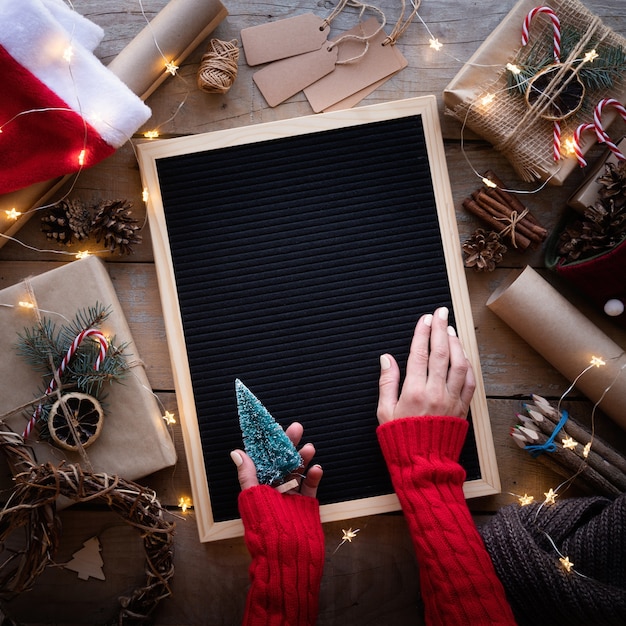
[496,208,529,248]
[197,38,239,94]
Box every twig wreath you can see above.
[0,429,175,625]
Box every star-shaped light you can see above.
[583,49,598,63]
[429,38,443,51]
[165,60,179,76]
[506,62,521,75]
[590,355,606,368]
[143,130,160,139]
[5,208,21,220]
[178,496,192,513]
[75,250,91,260]
[341,528,360,543]
[163,410,176,425]
[518,493,534,506]
[544,488,557,505]
[564,137,577,155]
[142,187,150,203]
[562,436,578,450]
[480,93,495,106]
[583,442,592,458]
[559,555,574,572]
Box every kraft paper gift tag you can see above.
[304,16,407,113]
[241,13,330,66]
[253,45,340,107]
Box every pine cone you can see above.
[41,199,91,245]
[598,161,626,210]
[462,229,507,271]
[91,199,142,255]
[558,198,626,262]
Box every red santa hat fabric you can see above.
[0,0,151,194]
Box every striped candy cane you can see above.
[572,122,596,167]
[552,120,561,162]
[521,6,562,160]
[593,98,626,160]
[23,329,109,439]
[521,6,561,60]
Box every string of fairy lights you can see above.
[0,1,625,551]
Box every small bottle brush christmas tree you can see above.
[235,378,302,485]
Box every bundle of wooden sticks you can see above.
[512,394,626,497]
[462,170,548,250]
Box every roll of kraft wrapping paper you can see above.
[0,0,227,249]
[487,265,626,432]
[108,0,228,100]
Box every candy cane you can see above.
[553,120,561,162]
[521,6,561,60]
[23,329,108,439]
[593,98,626,160]
[572,122,596,167]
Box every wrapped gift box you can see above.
[568,137,626,212]
[0,256,176,482]
[443,0,626,185]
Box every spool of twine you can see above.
[197,38,239,94]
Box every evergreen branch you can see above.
[508,25,626,96]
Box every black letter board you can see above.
[138,97,500,541]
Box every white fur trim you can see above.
[42,0,104,51]
[0,0,151,147]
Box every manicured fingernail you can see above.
[230,450,243,467]
[438,307,449,321]
[423,314,433,327]
[447,325,456,337]
[380,354,391,370]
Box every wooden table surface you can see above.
[1,1,626,624]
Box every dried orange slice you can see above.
[48,392,104,451]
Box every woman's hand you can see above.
[231,421,323,497]
[377,307,476,424]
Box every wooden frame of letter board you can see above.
[137,96,501,542]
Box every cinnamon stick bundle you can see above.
[462,171,548,249]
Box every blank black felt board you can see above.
[138,97,500,541]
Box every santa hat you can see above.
[0,0,151,194]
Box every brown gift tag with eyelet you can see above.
[241,13,330,66]
[253,45,339,107]
[304,16,407,113]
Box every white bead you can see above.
[604,299,625,317]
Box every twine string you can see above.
[383,0,420,46]
[327,1,387,64]
[494,208,529,248]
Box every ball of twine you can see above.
[197,38,239,94]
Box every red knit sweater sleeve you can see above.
[238,485,325,626]
[377,416,516,626]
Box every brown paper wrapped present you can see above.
[443,0,626,185]
[0,256,176,483]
